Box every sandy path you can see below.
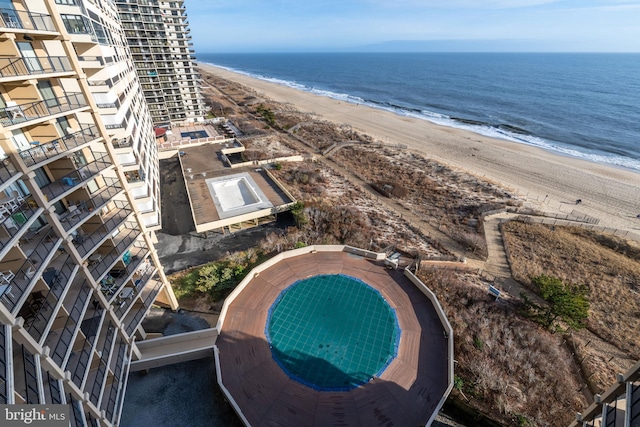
[200,64,640,234]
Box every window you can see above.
[37,81,59,108]
[55,0,78,5]
[61,14,92,35]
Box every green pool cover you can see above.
[265,274,400,391]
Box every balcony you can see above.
[0,227,63,314]
[56,178,124,232]
[0,8,56,33]
[20,255,81,345]
[0,200,42,254]
[102,337,128,423]
[19,124,100,167]
[66,305,104,389]
[18,255,78,342]
[0,56,73,82]
[39,152,112,202]
[0,93,88,128]
[74,201,133,259]
[77,55,104,69]
[89,225,142,283]
[87,321,116,405]
[102,245,150,305]
[113,259,155,318]
[47,279,92,368]
[0,325,8,404]
[0,157,19,187]
[124,276,163,335]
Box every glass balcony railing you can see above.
[0,8,56,32]
[0,92,87,127]
[19,124,100,167]
[0,56,73,79]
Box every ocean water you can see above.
[198,53,640,172]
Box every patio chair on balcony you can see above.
[9,191,24,205]
[5,101,25,121]
[0,270,15,284]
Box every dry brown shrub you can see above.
[502,221,640,388]
[418,268,588,426]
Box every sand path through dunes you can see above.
[200,64,640,234]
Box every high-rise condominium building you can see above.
[115,0,206,126]
[0,0,178,425]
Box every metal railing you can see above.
[0,325,7,404]
[0,157,18,185]
[47,371,64,405]
[0,56,72,79]
[0,228,62,313]
[39,152,112,201]
[75,202,132,258]
[19,124,99,167]
[113,261,155,318]
[0,92,87,127]
[50,280,91,367]
[69,308,104,389]
[90,226,142,283]
[0,200,41,252]
[89,321,116,405]
[22,346,39,404]
[104,336,127,421]
[0,8,56,32]
[25,255,79,344]
[58,178,123,232]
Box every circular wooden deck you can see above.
[215,250,451,426]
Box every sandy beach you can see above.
[200,63,640,234]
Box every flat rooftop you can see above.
[179,145,293,231]
[216,250,451,426]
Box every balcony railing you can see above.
[0,228,62,313]
[0,325,7,404]
[75,202,132,258]
[89,322,116,405]
[0,92,87,127]
[22,346,39,404]
[69,308,104,389]
[58,178,123,232]
[46,371,64,405]
[0,8,56,32]
[114,261,155,318]
[0,56,72,79]
[50,280,91,367]
[39,152,112,202]
[0,198,40,252]
[0,157,18,186]
[23,255,80,344]
[104,337,127,422]
[91,227,142,283]
[19,124,100,167]
[124,279,160,336]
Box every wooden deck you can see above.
[216,252,450,426]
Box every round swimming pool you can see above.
[265,274,400,391]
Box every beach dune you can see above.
[200,64,640,234]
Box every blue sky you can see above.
[184,0,640,53]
